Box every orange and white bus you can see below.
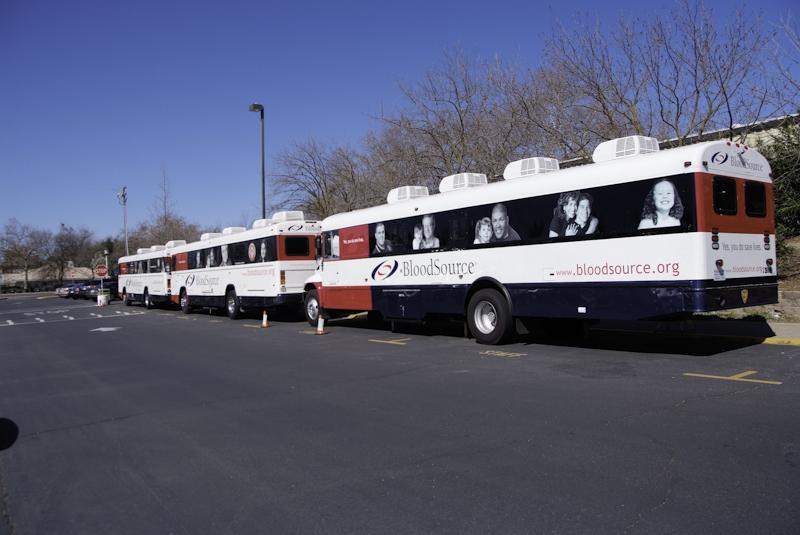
[303,136,777,344]
[169,212,320,319]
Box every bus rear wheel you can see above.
[467,288,513,345]
[123,291,131,306]
[226,289,241,320]
[143,290,153,310]
[180,290,191,314]
[304,289,321,327]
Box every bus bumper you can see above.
[689,280,778,312]
[239,293,304,310]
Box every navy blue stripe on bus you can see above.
[367,277,777,321]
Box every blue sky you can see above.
[1,0,795,239]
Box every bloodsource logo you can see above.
[371,259,399,281]
[711,151,729,165]
[185,274,195,287]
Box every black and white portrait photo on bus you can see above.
[415,214,439,250]
[638,179,684,229]
[489,203,520,242]
[373,222,393,254]
[473,217,492,244]
[549,191,580,237]
[574,192,599,235]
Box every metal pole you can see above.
[259,108,266,219]
[118,186,129,256]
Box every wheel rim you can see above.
[227,294,236,314]
[306,297,319,321]
[181,293,187,308]
[473,300,497,335]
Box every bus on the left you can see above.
[117,240,186,308]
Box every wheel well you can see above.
[143,287,148,294]
[466,278,513,315]
[225,284,236,295]
[179,287,186,296]
[304,283,317,292]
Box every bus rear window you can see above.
[713,177,737,215]
[744,181,767,217]
[285,237,310,256]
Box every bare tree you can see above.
[544,0,779,146]
[1,219,52,291]
[47,224,94,283]
[775,13,800,99]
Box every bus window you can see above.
[713,176,737,215]
[745,181,767,217]
[285,237,310,256]
[323,231,339,259]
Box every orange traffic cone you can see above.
[261,310,270,328]
[315,316,327,335]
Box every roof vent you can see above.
[136,248,148,254]
[271,211,304,222]
[200,232,222,241]
[251,218,272,229]
[439,173,488,193]
[503,157,560,179]
[222,226,246,235]
[593,136,660,163]
[387,185,429,204]
[164,240,187,248]
[150,245,166,252]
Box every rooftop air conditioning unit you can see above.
[136,248,148,254]
[251,219,272,229]
[593,136,660,163]
[150,245,166,252]
[200,232,222,241]
[503,157,560,180]
[439,173,488,193]
[165,240,187,248]
[271,211,304,222]
[222,226,246,235]
[387,185,429,204]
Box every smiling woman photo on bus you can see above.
[638,179,683,229]
[473,217,492,244]
[418,214,440,249]
[574,192,599,235]
[549,191,580,237]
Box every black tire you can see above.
[226,289,241,320]
[123,291,131,306]
[143,289,153,309]
[466,288,514,345]
[304,289,321,327]
[180,289,191,314]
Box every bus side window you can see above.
[713,176,737,215]
[284,237,310,256]
[745,181,766,217]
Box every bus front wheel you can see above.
[304,289,322,327]
[467,288,513,345]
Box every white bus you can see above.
[303,136,778,344]
[118,240,186,308]
[170,212,320,319]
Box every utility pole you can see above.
[117,186,129,256]
[249,103,266,219]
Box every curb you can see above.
[763,337,800,346]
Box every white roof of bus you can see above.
[119,247,176,263]
[169,220,321,254]
[321,140,771,230]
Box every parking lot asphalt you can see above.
[0,295,799,534]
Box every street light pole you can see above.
[117,186,129,256]
[249,103,266,219]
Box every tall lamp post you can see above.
[249,103,266,219]
[117,186,129,256]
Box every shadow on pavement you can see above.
[0,418,19,451]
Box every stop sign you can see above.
[94,264,108,278]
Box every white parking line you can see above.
[62,315,75,320]
[6,320,13,326]
[35,318,45,323]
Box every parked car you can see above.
[75,281,100,299]
[87,280,118,300]
[60,283,84,298]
